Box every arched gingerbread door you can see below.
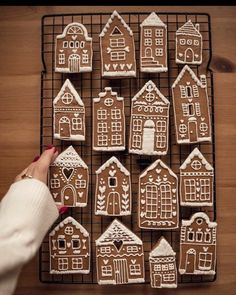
[142,120,155,154]
[106,192,120,215]
[185,48,194,63]
[61,184,76,206]
[185,248,196,273]
[59,116,71,138]
[68,54,80,72]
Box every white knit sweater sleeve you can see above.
[0,179,59,295]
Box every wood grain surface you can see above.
[0,5,236,295]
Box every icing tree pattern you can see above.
[176,20,202,65]
[179,212,217,275]
[49,216,90,274]
[95,156,131,216]
[180,148,214,206]
[140,12,168,73]
[129,80,170,155]
[95,219,145,285]
[149,237,177,288]
[172,65,211,144]
[53,79,85,141]
[138,159,178,229]
[99,10,136,78]
[55,22,92,73]
[49,145,89,207]
[93,87,125,151]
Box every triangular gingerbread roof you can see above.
[140,12,166,27]
[150,237,176,257]
[56,22,92,41]
[52,145,88,168]
[49,216,89,237]
[95,219,142,246]
[93,87,124,103]
[182,212,217,228]
[140,159,177,179]
[132,80,170,105]
[99,10,133,37]
[172,65,207,89]
[53,79,84,107]
[180,147,213,171]
[176,20,201,37]
[95,156,130,176]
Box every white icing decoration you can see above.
[180,147,213,171]
[149,237,176,257]
[140,12,166,27]
[140,159,177,179]
[95,156,130,176]
[181,212,217,228]
[176,20,201,37]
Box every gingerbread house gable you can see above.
[49,216,90,274]
[172,66,211,144]
[93,87,125,151]
[49,146,89,207]
[175,20,202,65]
[99,10,136,78]
[129,81,170,156]
[95,157,131,216]
[139,159,179,230]
[55,22,92,73]
[140,13,168,73]
[149,237,177,288]
[53,79,85,141]
[179,212,217,275]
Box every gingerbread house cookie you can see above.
[180,147,214,207]
[179,212,217,275]
[140,12,167,73]
[49,145,89,207]
[49,216,90,274]
[129,80,170,155]
[138,159,178,230]
[172,65,211,144]
[55,22,92,73]
[149,237,177,288]
[99,10,136,78]
[93,87,125,151]
[176,20,202,65]
[53,79,85,141]
[95,156,131,216]
[95,219,145,285]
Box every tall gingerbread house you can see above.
[99,10,136,78]
[53,79,85,141]
[140,12,167,72]
[129,80,170,155]
[172,65,211,144]
[55,22,92,73]
[49,145,89,207]
[95,156,131,216]
[95,219,145,285]
[180,147,214,207]
[93,87,125,151]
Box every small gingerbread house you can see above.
[179,212,217,275]
[49,216,90,274]
[93,87,125,151]
[129,80,170,156]
[140,12,168,73]
[149,237,177,288]
[180,147,214,207]
[139,159,178,230]
[95,219,145,285]
[49,145,89,207]
[99,10,136,78]
[53,79,85,141]
[55,22,92,73]
[95,156,131,216]
[176,20,202,65]
[172,65,211,144]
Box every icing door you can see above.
[114,259,128,284]
[188,120,198,142]
[61,185,76,206]
[142,120,155,154]
[107,192,120,215]
[185,48,194,63]
[185,249,196,273]
[153,273,161,288]
[59,116,71,138]
[68,54,80,72]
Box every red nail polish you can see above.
[59,206,69,214]
[46,144,54,150]
[32,155,40,162]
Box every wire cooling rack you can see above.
[39,12,216,285]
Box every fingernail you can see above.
[59,206,69,214]
[46,144,54,150]
[32,155,40,162]
[54,147,58,154]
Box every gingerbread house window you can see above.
[144,29,152,37]
[155,29,163,37]
[180,39,185,45]
[58,258,68,271]
[65,226,74,235]
[100,246,111,254]
[110,38,125,47]
[187,230,194,241]
[58,238,66,250]
[62,93,73,104]
[72,239,81,249]
[146,185,158,219]
[129,264,141,275]
[162,264,168,271]
[98,135,108,146]
[59,54,65,64]
[111,134,122,145]
[156,120,166,132]
[75,179,86,189]
[184,179,196,200]
[196,231,203,242]
[127,246,138,252]
[186,86,193,98]
[98,122,108,133]
[179,124,187,134]
[200,122,208,132]
[194,39,199,46]
[111,109,121,119]
[111,26,123,36]
[132,135,141,148]
[156,135,166,148]
[72,257,83,270]
[72,118,82,130]
[101,265,112,276]
[111,121,122,132]
[204,232,211,243]
[108,177,117,187]
[104,98,114,106]
[155,38,163,45]
[68,26,83,35]
[111,51,126,61]
[191,160,202,170]
[200,179,211,200]
[154,264,161,271]
[169,263,175,270]
[155,48,163,56]
[63,41,68,48]
[144,38,152,46]
[187,39,192,45]
[51,179,60,189]
[163,274,175,281]
[133,119,142,131]
[145,92,155,102]
[82,54,89,63]
[97,109,107,120]
[199,252,212,270]
[160,184,172,219]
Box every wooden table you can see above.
[0,5,236,295]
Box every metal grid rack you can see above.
[39,12,216,285]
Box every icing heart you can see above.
[131,259,136,264]
[74,113,79,118]
[62,167,74,180]
[59,49,64,53]
[53,174,58,178]
[141,199,145,205]
[140,212,145,218]
[141,188,145,194]
[196,187,201,192]
[77,174,82,179]
[201,118,205,121]
[172,189,176,193]
[72,49,77,53]
[172,212,176,216]
[64,195,70,200]
[72,35,77,40]
[203,247,209,251]
[188,99,192,102]
[83,50,88,53]
[78,192,83,198]
[67,242,71,247]
[156,169,161,174]
[180,119,184,123]
[109,170,116,177]
[103,259,109,265]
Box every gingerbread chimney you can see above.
[195,23,200,32]
[200,74,207,87]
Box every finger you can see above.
[14,162,36,182]
[37,146,57,172]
